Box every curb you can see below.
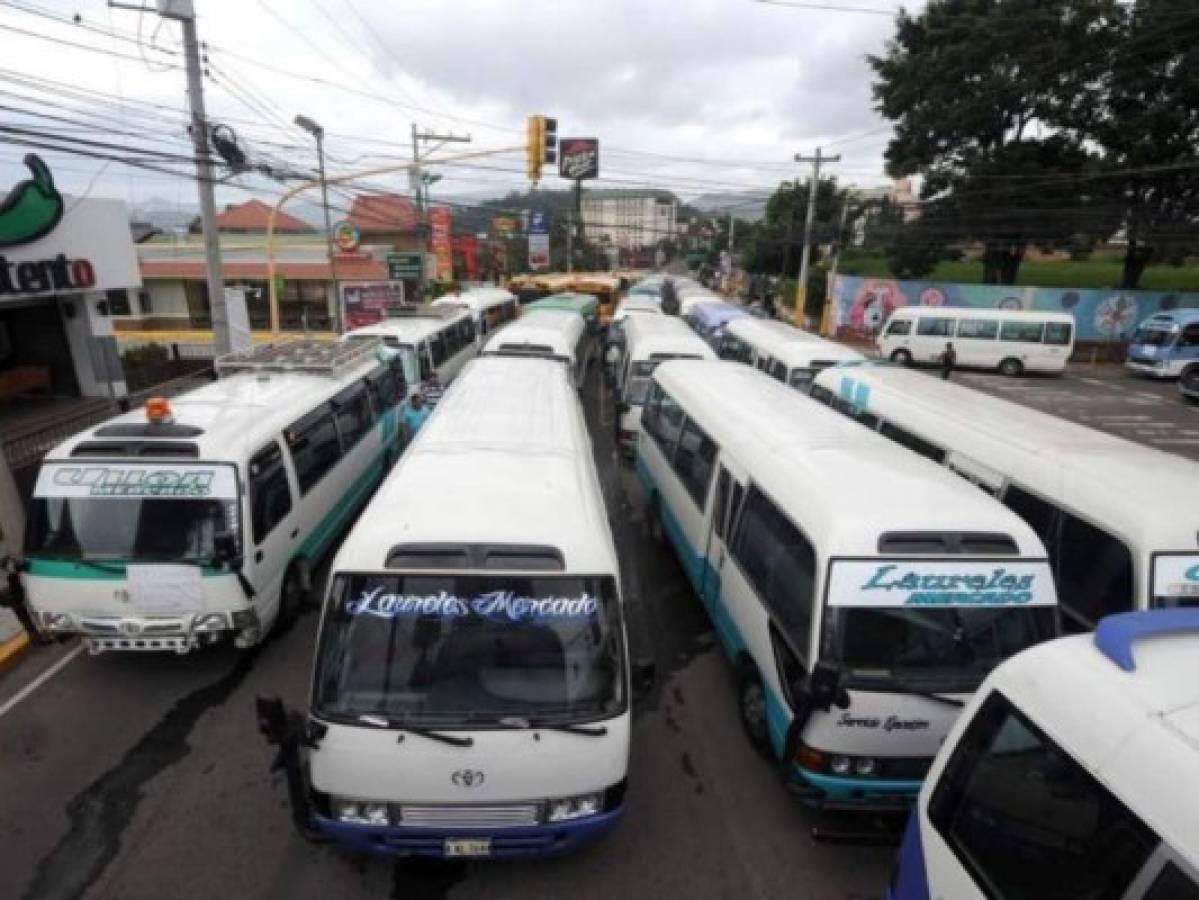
[0,630,31,675]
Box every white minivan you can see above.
[19,339,406,653]
[878,307,1075,376]
[482,309,591,386]
[718,317,864,390]
[343,306,478,398]
[258,355,642,859]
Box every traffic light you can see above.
[525,114,557,183]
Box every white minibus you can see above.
[613,315,716,455]
[1125,310,1199,378]
[812,363,1199,632]
[878,307,1075,375]
[432,287,519,344]
[636,360,1058,812]
[888,608,1199,899]
[18,339,406,654]
[343,306,477,398]
[260,355,641,859]
[481,309,591,386]
[718,317,864,390]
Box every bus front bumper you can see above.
[311,806,624,859]
[1124,358,1175,378]
[786,765,922,813]
[36,608,260,654]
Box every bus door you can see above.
[699,459,748,625]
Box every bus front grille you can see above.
[398,804,542,828]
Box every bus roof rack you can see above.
[1094,608,1199,672]
[214,338,382,376]
[381,305,460,320]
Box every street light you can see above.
[294,114,341,333]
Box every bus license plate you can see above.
[444,838,491,857]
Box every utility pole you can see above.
[821,199,851,336]
[110,0,234,354]
[411,124,470,296]
[793,147,839,326]
[294,115,339,331]
[728,212,736,253]
[566,212,574,273]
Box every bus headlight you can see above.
[333,798,391,826]
[853,757,878,777]
[829,755,852,776]
[546,792,603,822]
[193,613,227,632]
[40,612,72,630]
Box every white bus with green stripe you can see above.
[20,339,406,655]
[635,360,1058,812]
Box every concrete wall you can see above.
[59,293,128,400]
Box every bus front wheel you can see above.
[738,669,772,757]
[889,349,912,366]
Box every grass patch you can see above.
[838,255,1199,291]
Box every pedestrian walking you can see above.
[940,341,957,380]
[421,372,444,407]
[401,392,431,437]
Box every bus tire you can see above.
[648,495,666,545]
[999,357,1024,377]
[276,562,308,632]
[889,349,912,366]
[738,668,772,757]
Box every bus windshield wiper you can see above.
[496,715,608,737]
[849,677,966,708]
[356,714,475,747]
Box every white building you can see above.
[581,192,678,250]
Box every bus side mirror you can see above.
[632,657,656,697]
[617,401,630,414]
[806,661,849,712]
[213,532,239,566]
[256,695,289,745]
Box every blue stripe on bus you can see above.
[793,767,923,802]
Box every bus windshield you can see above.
[26,462,240,565]
[1133,326,1175,347]
[314,573,626,728]
[823,559,1058,693]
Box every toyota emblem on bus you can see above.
[451,770,485,788]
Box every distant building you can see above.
[346,193,421,251]
[188,198,314,235]
[581,191,678,250]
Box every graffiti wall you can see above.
[830,275,1199,343]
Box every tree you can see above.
[1092,0,1199,288]
[870,0,1124,284]
[744,177,847,276]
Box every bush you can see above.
[121,343,170,367]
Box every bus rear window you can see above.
[1044,322,1073,345]
[929,691,1160,900]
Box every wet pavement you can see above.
[0,363,892,900]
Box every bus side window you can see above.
[879,421,945,463]
[809,384,835,406]
[1143,862,1199,899]
[728,481,745,536]
[286,404,342,494]
[673,418,718,508]
[332,383,373,451]
[730,486,816,654]
[249,441,292,545]
[885,319,911,336]
[1056,512,1134,629]
[928,691,1158,899]
[419,343,434,380]
[645,386,684,459]
[430,334,447,367]
[769,626,806,706]
[769,360,787,383]
[1179,323,1199,348]
[916,317,955,337]
[1044,322,1073,345]
[444,325,462,356]
[712,468,731,539]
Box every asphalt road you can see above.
[0,362,892,900]
[953,364,1199,461]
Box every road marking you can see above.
[0,643,84,720]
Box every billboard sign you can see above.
[387,252,422,280]
[559,138,599,181]
[342,281,405,328]
[428,205,453,282]
[528,234,550,270]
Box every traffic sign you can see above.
[387,252,422,280]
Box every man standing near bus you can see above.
[941,341,957,380]
[402,393,431,437]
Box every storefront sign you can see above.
[342,281,404,328]
[0,155,63,248]
[527,210,550,269]
[827,560,1056,607]
[429,205,454,282]
[559,138,599,180]
[332,220,360,252]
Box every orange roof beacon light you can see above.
[145,397,174,424]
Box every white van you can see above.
[637,360,1057,812]
[887,608,1199,899]
[19,339,406,654]
[263,355,638,859]
[432,287,519,345]
[343,306,478,399]
[482,309,590,386]
[613,315,716,455]
[812,362,1199,632]
[719,317,864,390]
[878,307,1075,375]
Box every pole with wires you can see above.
[793,146,839,327]
[294,115,339,331]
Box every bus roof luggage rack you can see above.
[383,305,460,320]
[214,338,381,376]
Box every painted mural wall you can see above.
[830,275,1199,342]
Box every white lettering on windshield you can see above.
[858,564,1036,606]
[49,466,217,497]
[345,588,598,622]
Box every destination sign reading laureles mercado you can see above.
[827,560,1057,608]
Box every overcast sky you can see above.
[0,0,915,222]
